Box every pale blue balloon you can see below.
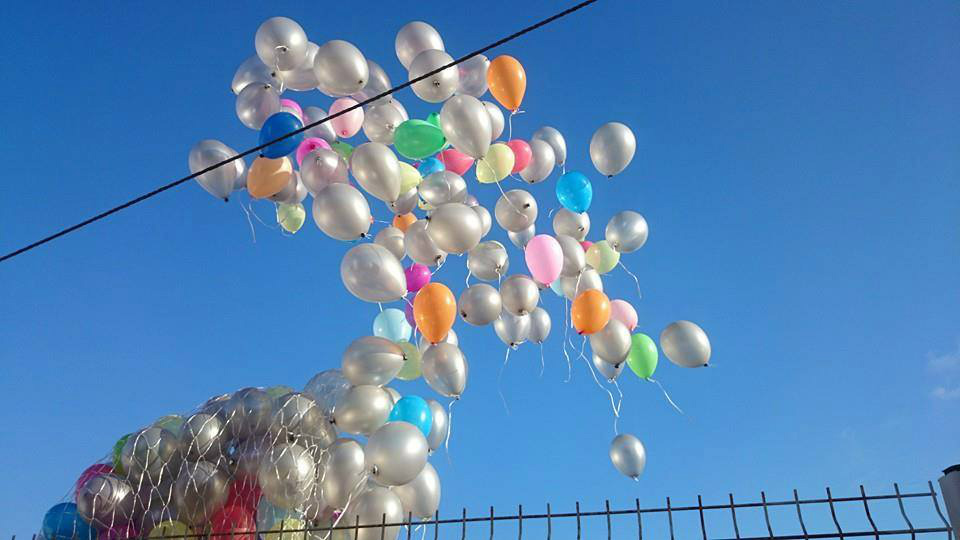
[556,171,593,213]
[373,308,413,342]
[549,279,565,296]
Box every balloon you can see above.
[295,137,331,167]
[493,311,529,348]
[392,462,441,519]
[396,342,422,381]
[404,262,432,293]
[404,220,446,266]
[437,148,474,176]
[340,485,405,540]
[486,55,526,111]
[236,83,282,130]
[374,226,405,261]
[519,139,555,184]
[532,126,566,166]
[419,171,468,207]
[506,140,532,174]
[273,393,335,450]
[581,240,593,251]
[426,203,482,254]
[499,274,539,316]
[457,54,489,97]
[417,157,445,177]
[342,336,406,386]
[388,395,432,437]
[332,140,354,160]
[421,343,468,398]
[660,321,711,367]
[148,521,194,540]
[556,235,586,278]
[303,106,338,143]
[255,17,308,71]
[395,21,445,70]
[276,202,306,233]
[473,204,493,237]
[278,42,320,91]
[280,99,304,120]
[211,506,255,540]
[458,284,502,326]
[394,119,445,159]
[111,434,130,474]
[179,413,225,462]
[224,387,275,440]
[75,464,114,498]
[553,208,590,241]
[476,143,515,183]
[439,95,492,159]
[399,161,423,192]
[590,122,636,177]
[585,240,621,274]
[350,142,400,202]
[610,299,638,331]
[572,289,611,335]
[319,439,365,509]
[528,307,552,344]
[494,189,537,232]
[43,503,96,540]
[232,55,282,95]
[257,443,315,511]
[556,171,593,213]
[313,40,368,96]
[559,268,604,301]
[77,473,135,529]
[259,112,303,159]
[328,97,364,138]
[267,168,301,204]
[524,235,563,285]
[390,187,419,215]
[366,421,429,486]
[174,461,230,525]
[340,243,407,303]
[467,241,509,281]
[360,101,404,145]
[605,211,649,253]
[313,183,371,240]
[589,319,632,365]
[334,385,392,435]
[300,148,347,194]
[483,101,505,141]
[409,49,459,103]
[120,427,181,482]
[351,59,393,104]
[508,224,536,249]
[417,327,458,353]
[610,433,646,479]
[626,333,658,378]
[189,140,244,201]
[425,400,448,451]
[413,282,456,344]
[593,353,624,381]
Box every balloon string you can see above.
[240,200,258,244]
[539,343,545,378]
[491,172,524,216]
[580,337,622,431]
[444,398,457,464]
[562,297,572,382]
[612,379,624,434]
[647,377,684,415]
[498,347,512,414]
[464,270,472,288]
[618,261,643,300]
[506,109,526,141]
[248,199,279,230]
[548,207,557,218]
[377,302,383,312]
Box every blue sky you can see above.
[0,0,958,537]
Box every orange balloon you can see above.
[486,55,526,112]
[414,282,457,344]
[247,156,292,199]
[571,289,611,335]
[393,213,417,232]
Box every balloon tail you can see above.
[464,270,472,288]
[581,342,622,430]
[548,206,557,218]
[377,302,383,312]
[444,399,457,465]
[618,261,643,300]
[612,379,624,434]
[498,347,512,415]
[647,377,684,415]
[248,200,278,230]
[562,298,572,382]
[506,109,525,142]
[239,202,258,244]
[539,343,545,378]
[492,174,525,216]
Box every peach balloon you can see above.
[571,289,611,335]
[393,213,417,232]
[247,156,293,199]
[610,299,638,331]
[487,55,526,112]
[413,282,457,344]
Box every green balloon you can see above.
[332,141,354,161]
[394,120,445,160]
[626,333,658,379]
[426,112,441,129]
[112,433,131,474]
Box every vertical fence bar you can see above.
[407,512,414,540]
[462,508,467,540]
[794,489,809,540]
[354,515,361,540]
[435,510,440,540]
[761,491,774,539]
[636,498,643,540]
[576,501,582,540]
[667,497,676,540]
[729,494,742,540]
[894,483,917,540]
[490,506,495,540]
[929,481,953,540]
[859,485,879,540]
[698,495,707,540]
[518,504,524,540]
[546,503,552,540]
[826,487,844,540]
[380,513,387,540]
[606,500,613,540]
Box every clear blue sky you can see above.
[0,1,958,537]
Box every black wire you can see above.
[0,0,598,264]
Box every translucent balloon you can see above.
[458,283,502,326]
[417,328,458,353]
[585,240,620,274]
[404,220,447,266]
[392,462,441,519]
[340,243,407,303]
[258,443,316,510]
[313,183,371,241]
[398,161,423,193]
[660,321,711,367]
[333,385,392,436]
[273,393,335,450]
[350,142,400,202]
[419,171,468,207]
[224,387,275,440]
[483,101,505,141]
[440,95,492,159]
[457,54,489,97]
[303,369,350,417]
[605,210,649,253]
[421,343,468,398]
[409,49,459,103]
[255,17,309,71]
[277,42,320,91]
[494,189,537,232]
[560,267,604,301]
[342,336,406,386]
[589,319,632,364]
[528,307,552,344]
[467,241,509,281]
[232,55,281,95]
[508,224,536,249]
[365,421,428,486]
[609,433,646,479]
[553,208,590,241]
[476,143,514,183]
[390,188,418,216]
[532,126,566,166]
[179,413,226,462]
[499,274,539,316]
[395,21,444,69]
[520,139,555,184]
[174,461,230,525]
[396,342,422,381]
[426,202,482,254]
[374,226,405,261]
[493,311,530,348]
[236,83,281,130]
[474,204,492,237]
[556,234,586,278]
[189,140,244,201]
[590,122,636,177]
[268,170,302,205]
[362,101,406,144]
[314,40,368,96]
[120,427,181,482]
[351,59,392,104]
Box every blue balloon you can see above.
[417,157,445,177]
[373,308,412,342]
[388,395,432,437]
[549,279,564,296]
[42,503,96,540]
[556,171,593,213]
[259,112,304,158]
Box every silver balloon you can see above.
[320,438,365,509]
[366,421,428,486]
[609,433,646,479]
[231,438,270,485]
[120,427,181,482]
[553,209,590,241]
[303,369,351,417]
[313,183,371,241]
[278,42,320,91]
[384,386,402,407]
[223,387,274,440]
[660,321,711,367]
[77,473,135,528]
[417,328,458,354]
[425,400,448,451]
[236,83,281,130]
[473,204,492,237]
[419,171,468,207]
[362,101,406,144]
[174,461,230,525]
[179,413,225,462]
[313,40,369,96]
[333,385,392,435]
[590,122,636,177]
[232,55,281,95]
[463,194,479,207]
[556,234,586,278]
[426,202,482,254]
[494,189,538,233]
[421,343,468,398]
[273,393,333,448]
[404,220,447,266]
[483,101,504,142]
[593,353,624,381]
[350,142,401,202]
[255,17,309,71]
[561,268,604,301]
[590,319,632,365]
[374,226,405,261]
[605,210,649,253]
[508,224,536,249]
[268,170,301,204]
[458,284,502,326]
[532,126,566,166]
[528,307,552,344]
[456,55,489,97]
[395,21,445,70]
[189,140,244,201]
[493,311,530,348]
[340,243,407,303]
[409,49,459,103]
[351,59,392,104]
[467,241,509,281]
[440,95,492,159]
[342,336,405,386]
[340,485,405,540]
[258,443,316,509]
[389,186,420,215]
[303,106,338,144]
[519,139,556,184]
[392,462,441,519]
[499,274,540,316]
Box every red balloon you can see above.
[437,148,475,176]
[506,140,532,174]
[211,506,256,540]
[225,477,261,511]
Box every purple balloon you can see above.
[404,263,432,294]
[404,299,417,329]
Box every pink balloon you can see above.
[280,99,303,120]
[329,98,364,138]
[404,263,432,293]
[580,240,593,252]
[524,235,564,285]
[295,137,332,167]
[437,148,474,176]
[610,299,638,331]
[506,140,532,174]
[75,463,113,497]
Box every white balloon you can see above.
[483,101,505,141]
[409,49,459,103]
[395,21,445,70]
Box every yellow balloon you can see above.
[396,341,422,381]
[475,143,515,184]
[398,161,422,194]
[277,202,306,233]
[264,518,307,540]
[585,240,621,274]
[149,521,194,540]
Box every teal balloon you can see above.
[394,120,445,160]
[373,308,413,342]
[43,503,96,540]
[388,395,432,437]
[260,112,304,158]
[556,171,593,213]
[549,279,564,296]
[417,157,445,177]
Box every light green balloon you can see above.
[394,120,445,159]
[152,415,185,436]
[626,333,658,379]
[277,202,306,233]
[112,434,130,474]
[426,112,441,129]
[266,384,295,401]
[396,341,422,381]
[332,141,354,161]
[585,240,620,274]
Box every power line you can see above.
[0,0,598,264]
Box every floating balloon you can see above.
[300,148,347,195]
[362,101,406,144]
[75,464,114,498]
[556,234,586,278]
[519,139,555,184]
[626,333,658,378]
[313,40,368,96]
[508,224,536,249]
[524,235,563,285]
[419,171,467,207]
[425,400,448,451]
[660,321,711,367]
[319,439,365,509]
[507,139,532,174]
[295,137,331,167]
[483,101,505,141]
[438,148,474,176]
[528,307,552,344]
[467,240,509,281]
[259,112,303,159]
[609,434,646,479]
[476,143,515,184]
[189,140,245,201]
[418,328,458,353]
[426,202,483,254]
[278,42,320,91]
[77,473,135,529]
[589,319,632,365]
[610,299,638,331]
[332,140,354,160]
[493,311,530,348]
[395,21,445,70]
[391,187,418,215]
[266,169,302,204]
[404,262,432,293]
[394,119,445,159]
[486,55,526,111]
[257,443,315,510]
[421,343,468,398]
[458,283,502,326]
[279,99,303,120]
[413,283,457,344]
[556,171,593,213]
[409,49,459,103]
[553,208,590,241]
[593,353,624,381]
[605,211,649,253]
[334,385,393,436]
[585,240,620,274]
[236,83,281,130]
[340,485,405,540]
[387,395,432,437]
[405,220,446,266]
[313,183,371,240]
[352,59,393,104]
[276,202,306,234]
[590,122,636,177]
[328,97,364,138]
[342,336,406,386]
[232,55,281,95]
[174,461,230,525]
[494,189,537,232]
[373,309,413,343]
[303,106,338,143]
[499,274,539,316]
[180,413,226,462]
[43,503,96,540]
[532,126,566,166]
[120,427,181,482]
[417,157,445,177]
[255,17,308,71]
[374,226,405,260]
[340,243,407,303]
[350,142,401,202]
[571,289,611,335]
[398,161,423,192]
[396,341,422,381]
[366,421,428,486]
[440,95,492,159]
[457,54,489,97]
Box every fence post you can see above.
[939,465,960,540]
